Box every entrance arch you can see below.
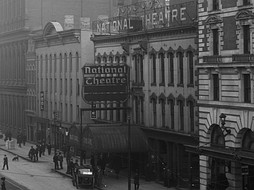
[208,124,228,190]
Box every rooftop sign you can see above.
[82,64,129,103]
[92,1,197,34]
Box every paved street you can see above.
[0,138,188,190]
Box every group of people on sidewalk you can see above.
[53,152,65,170]
[28,142,52,162]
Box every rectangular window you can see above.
[213,74,219,101]
[54,78,57,93]
[213,29,219,55]
[54,54,57,74]
[69,53,72,73]
[243,74,251,103]
[213,0,219,10]
[64,54,67,73]
[243,25,250,54]
[76,79,80,96]
[243,0,250,5]
[60,54,62,73]
[60,79,62,95]
[65,79,67,95]
[76,53,79,72]
[70,79,72,96]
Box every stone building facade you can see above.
[195,0,254,189]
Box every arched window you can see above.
[54,54,57,74]
[177,52,183,85]
[151,53,156,85]
[159,53,165,85]
[187,51,194,85]
[69,53,72,73]
[168,52,174,85]
[64,53,67,73]
[59,53,62,73]
[210,124,225,146]
[150,93,157,127]
[242,130,254,151]
[159,97,166,127]
[76,52,79,72]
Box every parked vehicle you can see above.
[72,164,95,189]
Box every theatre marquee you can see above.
[82,64,129,104]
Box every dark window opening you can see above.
[213,0,219,10]
[243,0,250,6]
[243,74,251,103]
[243,25,250,54]
[213,29,219,55]
[213,74,219,101]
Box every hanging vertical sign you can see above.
[40,91,44,111]
[82,64,129,103]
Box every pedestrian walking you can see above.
[2,155,8,170]
[53,153,59,170]
[28,146,35,161]
[35,145,39,161]
[68,158,74,175]
[1,177,6,190]
[134,170,140,190]
[47,143,52,155]
[58,152,63,169]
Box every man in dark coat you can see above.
[1,177,6,190]
[2,155,8,170]
[47,143,52,155]
[58,152,63,169]
[53,153,59,170]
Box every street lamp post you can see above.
[127,114,131,190]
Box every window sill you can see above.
[168,83,174,87]
[187,83,194,88]
[159,82,165,87]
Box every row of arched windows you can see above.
[150,94,196,132]
[95,46,196,88]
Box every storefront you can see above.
[142,127,199,188]
[69,124,149,173]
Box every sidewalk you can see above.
[0,138,187,190]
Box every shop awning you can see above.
[69,124,149,153]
